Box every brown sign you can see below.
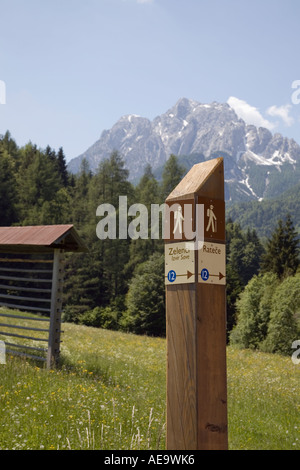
[164,197,225,244]
[198,196,225,243]
[164,199,195,243]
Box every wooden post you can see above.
[47,249,64,368]
[165,157,228,450]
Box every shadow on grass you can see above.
[57,353,120,387]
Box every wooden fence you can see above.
[0,249,64,368]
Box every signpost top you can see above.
[166,157,224,202]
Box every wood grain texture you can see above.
[166,158,223,202]
[47,249,64,368]
[196,283,228,450]
[166,284,197,450]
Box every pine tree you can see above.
[45,145,56,163]
[225,263,243,333]
[242,228,265,283]
[161,154,186,200]
[16,144,62,224]
[88,151,134,304]
[63,241,104,321]
[1,131,19,159]
[126,164,163,276]
[56,147,69,186]
[0,146,18,225]
[69,158,92,227]
[262,215,299,278]
[227,223,264,286]
[121,253,165,336]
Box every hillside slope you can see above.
[226,182,300,238]
[0,316,299,450]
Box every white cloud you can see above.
[266,104,294,127]
[227,96,276,130]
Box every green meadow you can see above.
[0,311,299,450]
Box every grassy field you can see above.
[0,310,299,450]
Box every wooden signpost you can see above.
[165,157,228,450]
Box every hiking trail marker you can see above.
[165,157,228,450]
[165,242,195,285]
[198,242,226,285]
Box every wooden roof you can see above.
[166,157,224,201]
[0,225,87,253]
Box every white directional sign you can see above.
[165,242,195,285]
[198,242,226,285]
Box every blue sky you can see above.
[1,0,300,161]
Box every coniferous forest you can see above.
[0,131,299,353]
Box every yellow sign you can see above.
[198,242,226,285]
[165,242,195,285]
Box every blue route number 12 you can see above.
[201,268,209,281]
[167,270,176,283]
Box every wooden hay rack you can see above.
[0,225,86,368]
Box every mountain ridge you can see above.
[68,98,300,203]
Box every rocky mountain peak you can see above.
[68,98,300,202]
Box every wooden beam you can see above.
[0,284,52,293]
[5,349,47,362]
[0,330,48,341]
[0,275,52,283]
[0,322,49,332]
[0,293,51,303]
[0,258,53,263]
[0,302,50,313]
[0,312,50,322]
[47,249,64,368]
[0,268,53,273]
[4,341,47,352]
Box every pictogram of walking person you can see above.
[206,204,217,233]
[173,206,184,236]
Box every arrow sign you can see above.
[176,270,194,279]
[210,272,225,281]
[187,270,194,280]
